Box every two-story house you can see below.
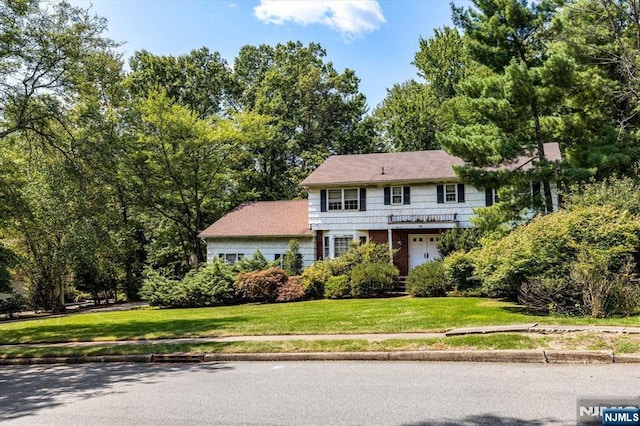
[200,143,562,275]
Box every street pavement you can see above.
[1,361,638,425]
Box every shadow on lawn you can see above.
[0,316,249,344]
[0,362,233,421]
[499,304,538,316]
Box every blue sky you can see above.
[70,1,468,111]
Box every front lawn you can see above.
[0,297,638,345]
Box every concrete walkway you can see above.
[2,323,640,349]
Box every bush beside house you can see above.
[406,261,449,297]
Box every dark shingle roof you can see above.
[301,143,562,187]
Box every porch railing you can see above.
[388,213,458,224]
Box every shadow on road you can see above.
[0,362,232,421]
[403,414,566,425]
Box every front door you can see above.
[408,234,441,271]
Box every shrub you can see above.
[473,205,640,299]
[331,241,394,276]
[182,260,236,306]
[234,250,270,273]
[437,227,483,257]
[350,262,398,298]
[139,269,185,307]
[571,252,640,318]
[300,260,332,299]
[0,293,28,319]
[139,259,236,308]
[276,276,305,302]
[283,239,303,276]
[406,261,449,297]
[518,277,584,316]
[324,275,350,299]
[443,251,481,291]
[235,267,289,303]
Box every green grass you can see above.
[0,297,638,345]
[0,334,550,358]
[3,333,638,359]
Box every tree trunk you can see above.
[531,99,554,213]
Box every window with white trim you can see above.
[328,189,342,210]
[334,237,351,257]
[323,236,330,259]
[327,188,359,211]
[391,186,403,204]
[445,184,457,202]
[218,253,245,265]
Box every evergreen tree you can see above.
[439,0,571,216]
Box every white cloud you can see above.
[254,1,386,40]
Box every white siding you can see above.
[308,184,485,231]
[205,237,315,269]
[308,183,559,232]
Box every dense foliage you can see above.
[139,260,236,308]
[301,242,397,299]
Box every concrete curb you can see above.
[543,350,614,364]
[1,350,637,365]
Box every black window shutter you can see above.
[458,184,465,203]
[437,185,444,204]
[320,189,327,212]
[359,188,366,211]
[384,187,391,205]
[403,186,411,205]
[485,188,494,206]
[532,181,541,197]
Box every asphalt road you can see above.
[1,361,638,425]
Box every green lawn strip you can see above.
[1,333,638,359]
[0,334,548,358]
[0,298,638,345]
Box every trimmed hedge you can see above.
[234,267,289,303]
[406,261,449,297]
[350,262,398,298]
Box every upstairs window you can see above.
[445,184,457,202]
[321,188,366,212]
[437,184,465,203]
[485,188,499,206]
[392,187,403,204]
[328,189,343,210]
[343,189,359,210]
[384,186,411,205]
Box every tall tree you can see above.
[439,0,571,214]
[127,91,244,275]
[127,48,237,119]
[373,81,441,151]
[413,26,476,100]
[233,41,371,199]
[551,0,640,178]
[0,0,119,143]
